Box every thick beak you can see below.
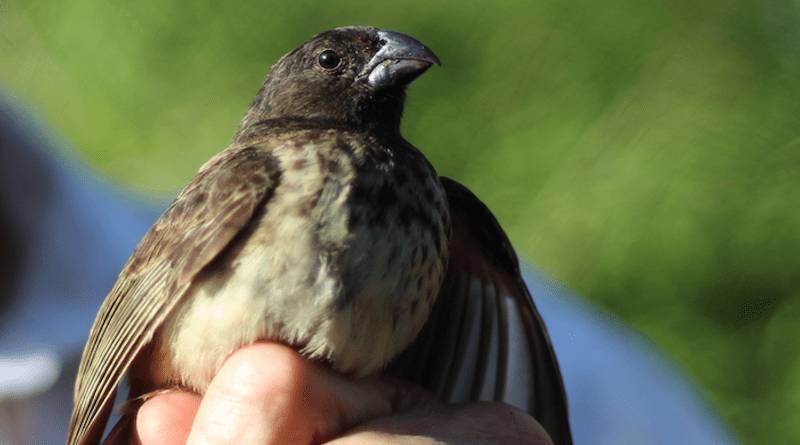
[361,29,440,91]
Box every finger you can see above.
[184,343,314,445]
[335,401,554,445]
[173,342,395,445]
[137,391,201,445]
[137,345,316,445]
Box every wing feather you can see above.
[387,177,573,445]
[67,146,281,445]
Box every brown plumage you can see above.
[68,26,572,445]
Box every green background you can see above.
[3,1,799,443]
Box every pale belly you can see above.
[158,134,448,392]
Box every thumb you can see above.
[137,342,397,445]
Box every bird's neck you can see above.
[231,117,403,143]
[232,87,407,143]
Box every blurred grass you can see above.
[2,0,799,443]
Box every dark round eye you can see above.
[318,50,341,69]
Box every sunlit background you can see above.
[2,1,799,443]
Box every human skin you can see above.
[135,342,553,445]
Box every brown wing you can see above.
[387,177,573,445]
[67,146,281,445]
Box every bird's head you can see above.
[234,26,440,139]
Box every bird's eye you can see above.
[318,50,341,69]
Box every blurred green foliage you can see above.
[2,0,799,443]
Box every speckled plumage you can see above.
[154,126,449,393]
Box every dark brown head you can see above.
[234,26,440,139]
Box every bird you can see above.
[67,26,572,445]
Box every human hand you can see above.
[136,342,552,445]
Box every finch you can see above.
[68,26,571,445]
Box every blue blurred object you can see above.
[529,269,739,444]
[0,91,165,443]
[0,92,738,444]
